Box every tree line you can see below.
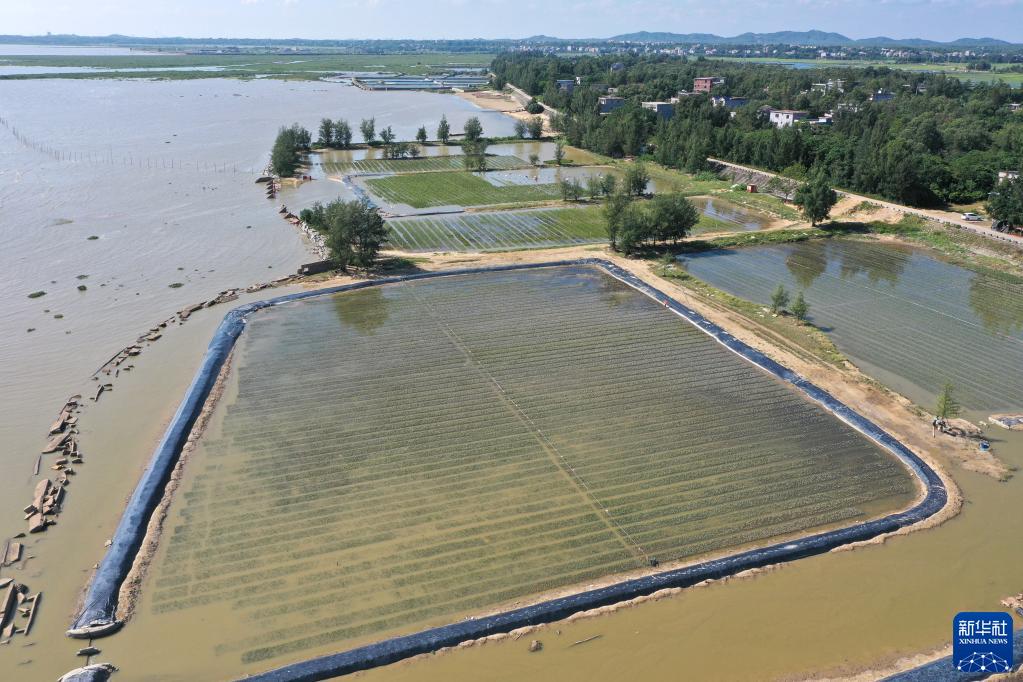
[493,53,1023,209]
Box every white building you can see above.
[767,109,809,128]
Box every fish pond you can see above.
[119,265,916,679]
[680,239,1023,412]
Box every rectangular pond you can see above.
[680,240,1023,413]
[131,265,915,677]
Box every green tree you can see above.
[617,203,653,255]
[624,162,650,196]
[771,284,790,314]
[794,170,839,226]
[935,382,960,420]
[462,138,489,172]
[560,178,583,201]
[270,123,310,177]
[648,193,699,243]
[586,174,603,199]
[554,140,566,166]
[436,115,450,144]
[600,173,618,195]
[527,116,544,140]
[322,198,389,270]
[333,119,352,148]
[791,291,809,321]
[317,118,334,147]
[528,152,540,166]
[513,119,527,139]
[988,176,1023,227]
[464,116,483,142]
[603,190,632,251]
[416,126,428,145]
[360,117,376,144]
[380,126,395,146]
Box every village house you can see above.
[870,89,895,102]
[693,76,725,94]
[556,79,575,94]
[598,95,625,115]
[1009,103,1022,112]
[711,96,748,109]
[642,101,675,119]
[999,170,1020,183]
[811,79,845,94]
[765,108,809,128]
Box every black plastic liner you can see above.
[66,260,947,682]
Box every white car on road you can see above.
[961,212,983,221]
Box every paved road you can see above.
[708,158,1023,250]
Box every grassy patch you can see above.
[366,171,561,208]
[720,189,802,221]
[655,262,847,367]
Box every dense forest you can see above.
[492,53,1023,207]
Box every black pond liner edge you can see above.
[64,259,948,682]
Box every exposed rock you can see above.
[529,639,543,652]
[58,663,117,682]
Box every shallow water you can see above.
[98,265,914,679]
[680,240,1023,412]
[692,196,771,232]
[0,76,513,679]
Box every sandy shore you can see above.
[458,89,556,135]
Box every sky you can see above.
[1,0,1021,43]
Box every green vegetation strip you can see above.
[146,265,914,667]
[387,206,606,251]
[0,53,494,81]
[366,171,561,207]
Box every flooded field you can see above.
[680,240,1023,412]
[384,196,769,252]
[107,265,915,679]
[322,153,530,175]
[312,141,593,179]
[387,206,607,251]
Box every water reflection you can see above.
[786,246,828,289]
[333,286,391,335]
[969,272,1023,335]
[837,242,908,286]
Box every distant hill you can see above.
[607,30,1018,48]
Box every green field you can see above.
[142,265,915,671]
[366,170,561,207]
[387,206,606,250]
[322,154,529,176]
[0,53,495,81]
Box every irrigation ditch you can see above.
[64,259,948,681]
